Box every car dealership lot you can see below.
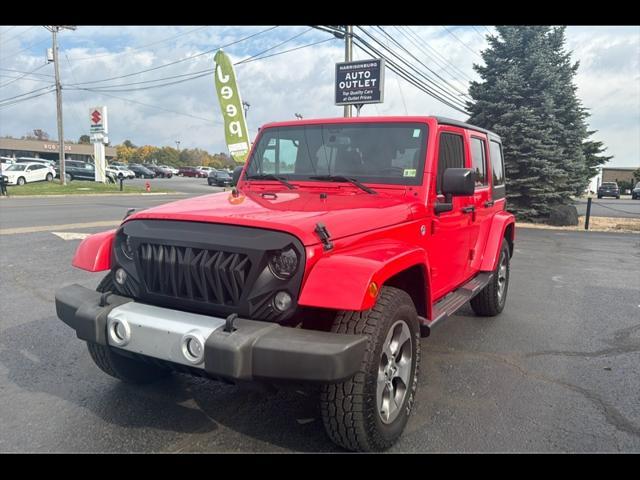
[0,188,639,452]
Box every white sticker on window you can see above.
[268,138,276,146]
[413,129,421,138]
[403,168,417,177]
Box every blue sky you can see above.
[0,25,638,169]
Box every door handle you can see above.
[484,200,495,207]
[461,205,475,214]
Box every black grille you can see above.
[138,243,251,305]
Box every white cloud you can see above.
[0,25,638,169]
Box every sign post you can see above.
[89,106,108,183]
[335,59,385,114]
[214,50,251,164]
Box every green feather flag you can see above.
[214,50,250,164]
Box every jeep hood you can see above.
[127,189,417,246]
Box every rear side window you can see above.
[489,140,505,186]
[489,140,505,200]
[437,133,465,194]
[470,137,488,186]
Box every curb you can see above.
[0,192,183,199]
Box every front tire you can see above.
[320,286,420,452]
[470,238,511,316]
[17,177,26,186]
[46,173,53,182]
[87,273,170,384]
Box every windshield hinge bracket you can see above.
[315,223,334,251]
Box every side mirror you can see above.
[435,168,475,214]
[232,165,244,186]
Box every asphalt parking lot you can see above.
[575,197,640,219]
[0,179,639,452]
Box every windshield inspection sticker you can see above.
[403,169,417,177]
[413,129,421,138]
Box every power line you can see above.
[376,26,472,100]
[351,31,469,115]
[0,67,54,78]
[0,74,52,84]
[402,26,475,83]
[0,35,50,61]
[66,26,210,61]
[0,62,50,89]
[1,26,38,45]
[66,88,222,125]
[236,36,337,65]
[393,26,472,94]
[0,88,55,109]
[441,26,483,60]
[235,27,313,65]
[70,26,278,87]
[354,27,469,112]
[471,26,487,42]
[0,85,55,103]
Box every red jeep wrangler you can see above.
[56,116,515,451]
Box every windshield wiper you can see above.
[309,175,377,194]
[245,173,296,190]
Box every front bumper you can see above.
[55,284,367,383]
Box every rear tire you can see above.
[320,286,420,452]
[87,273,170,384]
[470,238,511,316]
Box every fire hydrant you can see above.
[145,181,151,192]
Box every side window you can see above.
[470,137,488,187]
[489,140,505,186]
[437,132,465,194]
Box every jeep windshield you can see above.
[245,122,428,186]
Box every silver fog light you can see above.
[181,331,206,365]
[273,291,292,312]
[115,268,127,285]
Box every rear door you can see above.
[466,133,492,273]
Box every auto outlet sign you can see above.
[335,59,385,106]
[89,106,108,135]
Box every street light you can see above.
[175,140,181,151]
[294,113,303,120]
[242,101,250,118]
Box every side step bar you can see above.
[420,272,493,337]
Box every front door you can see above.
[428,127,472,301]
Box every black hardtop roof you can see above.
[435,116,501,141]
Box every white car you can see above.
[3,162,56,185]
[107,165,135,179]
[160,165,179,175]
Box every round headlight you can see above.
[268,247,298,280]
[121,234,134,260]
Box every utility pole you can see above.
[46,25,76,185]
[175,140,181,151]
[344,25,353,118]
[242,101,250,119]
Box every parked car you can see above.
[208,169,232,187]
[178,166,207,178]
[57,160,117,183]
[15,156,56,167]
[128,164,156,179]
[160,165,179,175]
[1,156,15,172]
[55,116,515,452]
[108,165,136,179]
[143,164,173,178]
[597,182,620,199]
[3,161,55,185]
[632,182,640,200]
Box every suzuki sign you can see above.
[89,106,108,135]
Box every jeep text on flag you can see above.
[214,50,250,164]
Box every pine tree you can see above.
[466,26,608,221]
